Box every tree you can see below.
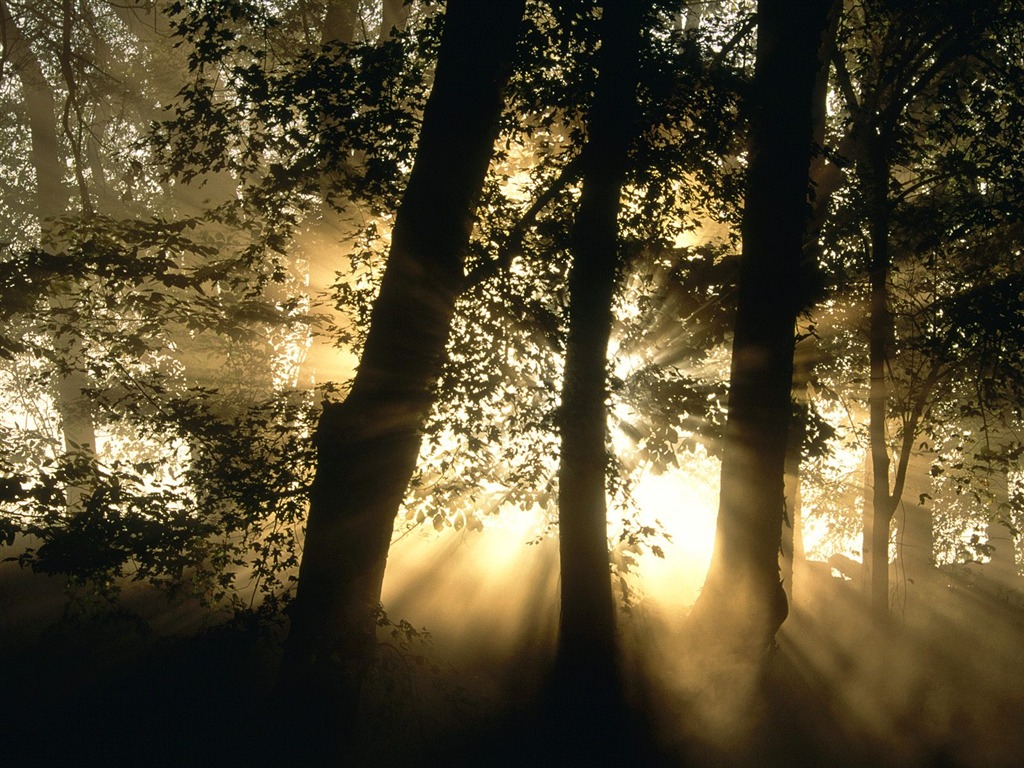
[277,0,526,757]
[818,0,1024,617]
[1,0,97,511]
[690,0,832,655]
[0,0,315,592]
[5,2,1024,765]
[552,0,646,738]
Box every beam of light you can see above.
[772,560,1024,768]
[622,459,719,612]
[379,445,721,668]
[380,506,560,688]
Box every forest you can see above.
[1,0,1022,765]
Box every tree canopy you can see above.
[2,1,1023,765]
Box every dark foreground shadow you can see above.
[4,562,1023,767]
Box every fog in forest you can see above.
[2,1,1023,766]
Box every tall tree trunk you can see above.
[2,3,64,218]
[782,3,839,605]
[379,0,411,42]
[864,140,896,619]
[322,0,360,44]
[985,463,1017,584]
[859,148,937,619]
[780,448,801,602]
[781,346,812,604]
[690,0,830,656]
[2,0,97,512]
[553,0,644,730]
[278,0,524,759]
[893,448,935,602]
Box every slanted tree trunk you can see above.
[553,0,645,731]
[690,0,831,656]
[278,0,524,758]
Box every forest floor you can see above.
[2,555,1023,767]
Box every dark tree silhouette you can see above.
[690,0,832,655]
[553,0,646,736]
[278,0,525,758]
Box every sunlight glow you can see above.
[382,509,559,669]
[627,463,718,609]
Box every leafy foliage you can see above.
[3,0,1023,637]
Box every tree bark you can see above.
[859,132,930,620]
[781,347,812,605]
[782,2,839,606]
[986,465,1018,583]
[278,0,524,758]
[690,0,831,656]
[553,0,644,729]
[2,3,64,220]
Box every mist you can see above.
[2,0,1023,765]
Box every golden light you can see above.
[626,462,719,611]
[381,504,560,677]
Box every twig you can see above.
[463,155,583,291]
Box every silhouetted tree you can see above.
[553,0,647,740]
[820,0,1024,618]
[690,0,831,655]
[278,0,525,758]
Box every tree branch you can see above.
[891,363,942,509]
[463,154,582,291]
[830,45,861,115]
[710,13,756,71]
